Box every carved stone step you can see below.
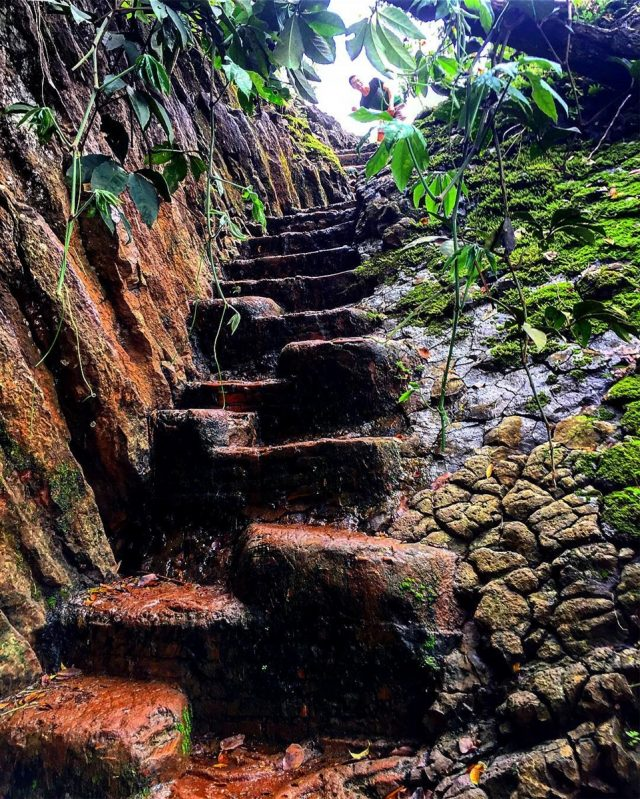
[152,409,257,449]
[240,221,355,258]
[277,337,407,429]
[231,522,464,735]
[339,151,372,166]
[177,379,289,413]
[54,580,259,734]
[266,201,356,234]
[153,436,410,519]
[225,245,360,280]
[0,674,188,798]
[220,269,373,311]
[190,297,375,370]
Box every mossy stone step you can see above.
[266,201,356,234]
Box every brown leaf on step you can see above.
[467,762,486,785]
[220,733,245,752]
[417,347,430,360]
[384,787,408,799]
[609,187,619,199]
[283,743,305,771]
[431,472,452,491]
[512,662,521,674]
[458,736,477,755]
[53,667,82,680]
[486,463,494,479]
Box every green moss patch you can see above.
[621,402,640,436]
[607,376,640,404]
[604,487,640,538]
[596,439,640,489]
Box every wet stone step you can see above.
[266,200,356,234]
[225,245,360,280]
[152,408,257,449]
[153,436,410,521]
[0,674,188,798]
[276,337,408,434]
[339,151,372,167]
[239,221,355,258]
[53,579,263,735]
[231,523,464,736]
[177,379,289,413]
[220,269,374,312]
[190,297,376,370]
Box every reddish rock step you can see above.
[240,221,355,258]
[0,674,188,798]
[54,580,263,734]
[153,436,410,520]
[152,408,257,449]
[190,297,375,370]
[225,245,360,280]
[220,269,374,311]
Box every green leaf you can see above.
[463,0,494,32]
[189,155,207,182]
[522,322,548,352]
[127,87,151,130]
[273,15,304,69]
[544,305,569,330]
[350,107,393,123]
[571,318,592,347]
[150,0,168,21]
[67,154,109,184]
[137,168,172,202]
[528,74,558,122]
[345,19,367,60]
[520,55,562,75]
[378,5,424,38]
[137,53,171,95]
[375,19,415,70]
[364,24,392,77]
[224,60,253,97]
[391,138,413,192]
[163,152,188,193]
[91,160,128,195]
[365,141,391,179]
[102,74,126,95]
[166,7,190,48]
[289,67,318,103]
[243,185,266,230]
[128,172,160,226]
[306,11,345,37]
[147,95,174,143]
[69,3,91,24]
[228,309,242,334]
[300,20,336,65]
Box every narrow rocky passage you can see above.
[0,154,462,798]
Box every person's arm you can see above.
[382,82,395,114]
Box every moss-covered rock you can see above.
[553,414,615,450]
[596,439,640,489]
[576,262,640,300]
[606,376,640,404]
[621,401,640,436]
[603,487,640,538]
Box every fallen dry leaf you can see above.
[609,187,619,199]
[467,761,486,785]
[283,743,305,771]
[485,463,494,479]
[431,472,453,491]
[417,347,431,360]
[384,787,407,799]
[220,733,245,752]
[512,662,521,674]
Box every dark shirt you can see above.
[360,77,388,111]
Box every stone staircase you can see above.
[0,175,464,797]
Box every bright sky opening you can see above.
[314,0,440,134]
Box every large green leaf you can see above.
[66,153,109,184]
[137,168,172,202]
[528,74,558,122]
[166,7,190,48]
[128,172,160,226]
[378,5,424,39]
[126,87,151,130]
[300,20,336,65]
[224,60,253,98]
[463,0,494,33]
[149,0,168,21]
[364,25,392,77]
[391,138,413,191]
[350,107,393,123]
[91,160,128,195]
[289,67,319,103]
[273,15,304,69]
[522,322,548,352]
[365,142,391,179]
[345,19,367,60]
[163,152,188,194]
[137,54,171,95]
[375,20,415,71]
[147,96,174,143]
[306,11,345,37]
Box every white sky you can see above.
[314,0,438,134]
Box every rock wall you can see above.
[0,1,350,692]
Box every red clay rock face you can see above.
[0,674,189,797]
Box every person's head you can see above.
[349,75,366,93]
